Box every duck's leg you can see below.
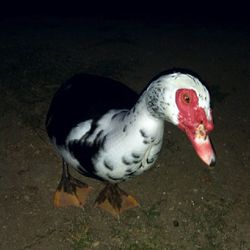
[95,183,139,217]
[54,160,92,208]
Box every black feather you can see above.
[46,74,138,145]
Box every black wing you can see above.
[46,74,139,145]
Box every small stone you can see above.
[24,195,30,201]
[92,241,100,248]
[173,220,179,227]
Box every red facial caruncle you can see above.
[175,88,215,166]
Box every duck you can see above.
[46,70,216,217]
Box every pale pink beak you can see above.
[186,123,216,166]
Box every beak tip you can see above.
[209,158,216,167]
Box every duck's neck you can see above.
[126,92,164,137]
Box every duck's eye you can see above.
[182,93,191,104]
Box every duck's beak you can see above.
[186,123,216,167]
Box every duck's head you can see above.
[146,72,215,166]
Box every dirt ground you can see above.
[0,17,250,250]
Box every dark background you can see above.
[1,1,249,25]
[1,1,250,249]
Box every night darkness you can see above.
[1,1,250,249]
[1,1,250,24]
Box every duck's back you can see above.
[46,74,139,145]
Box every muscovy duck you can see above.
[46,71,215,217]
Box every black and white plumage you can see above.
[46,74,164,182]
[46,71,215,216]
